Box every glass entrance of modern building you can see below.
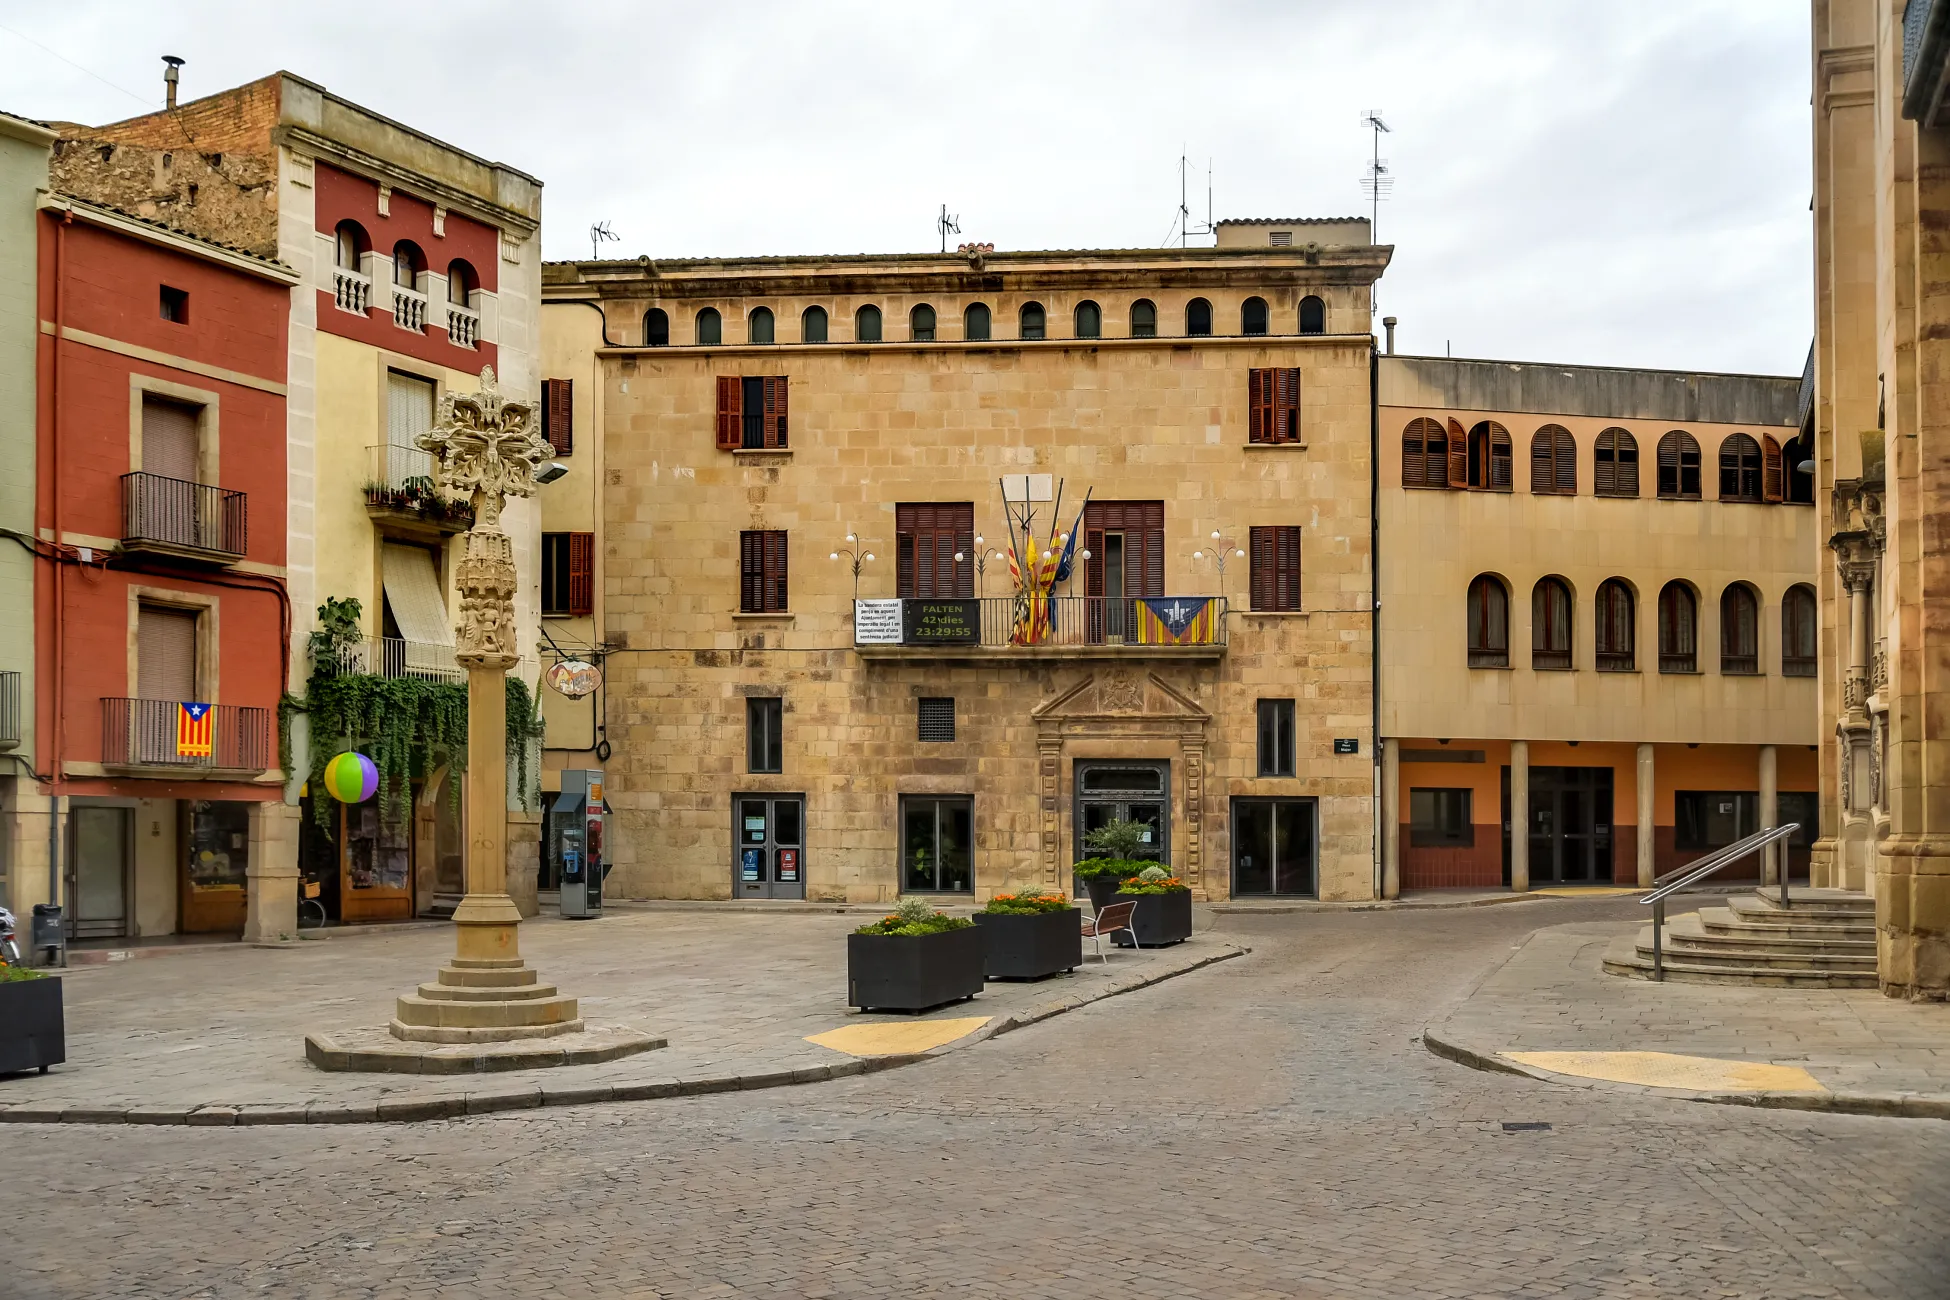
[1230,797,1317,896]
[1502,765,1614,885]
[1073,761,1169,888]
[734,795,805,900]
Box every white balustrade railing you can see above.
[333,266,371,315]
[394,285,428,332]
[447,303,480,349]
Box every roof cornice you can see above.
[37,192,301,284]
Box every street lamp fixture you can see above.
[831,530,876,599]
[1191,528,1247,591]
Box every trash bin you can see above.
[31,903,65,965]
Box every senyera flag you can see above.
[177,701,214,757]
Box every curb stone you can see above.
[1,940,1247,1126]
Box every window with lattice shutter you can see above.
[1762,436,1785,502]
[896,503,974,598]
[1247,368,1301,444]
[1446,418,1468,488]
[1249,369,1272,444]
[1658,431,1701,499]
[762,376,788,448]
[1487,424,1513,490]
[1402,418,1445,487]
[1249,526,1301,611]
[137,605,198,700]
[763,531,788,610]
[1595,427,1639,498]
[567,532,594,616]
[1250,528,1276,610]
[542,378,573,455]
[716,376,741,451]
[141,397,198,481]
[1531,425,1575,494]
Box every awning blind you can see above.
[381,544,453,647]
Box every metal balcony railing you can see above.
[394,284,428,332]
[101,697,272,771]
[333,266,371,315]
[330,636,463,684]
[0,670,19,750]
[852,596,1227,650]
[447,303,480,349]
[120,472,246,558]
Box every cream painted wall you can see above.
[537,301,606,772]
[132,797,178,937]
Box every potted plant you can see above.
[0,966,64,1076]
[1074,817,1163,912]
[847,898,985,1012]
[973,893,1081,980]
[1115,866,1194,947]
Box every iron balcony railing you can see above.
[852,596,1228,650]
[121,472,247,558]
[330,636,463,684]
[101,697,273,771]
[0,670,19,750]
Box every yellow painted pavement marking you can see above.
[1530,887,1641,897]
[1502,1050,1827,1093]
[806,1016,992,1057]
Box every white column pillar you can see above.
[1759,744,1779,886]
[1381,739,1400,899]
[1636,743,1655,888]
[1509,740,1529,892]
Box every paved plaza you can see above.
[6,898,1950,1298]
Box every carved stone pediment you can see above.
[1031,668,1211,724]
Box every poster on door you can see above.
[741,848,763,882]
[777,848,799,882]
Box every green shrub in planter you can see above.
[0,967,64,1075]
[1073,857,1153,911]
[848,899,985,1012]
[1115,874,1193,947]
[974,893,1081,979]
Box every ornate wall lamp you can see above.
[1192,529,1246,591]
[830,531,876,599]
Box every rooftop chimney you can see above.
[1382,316,1397,355]
[162,55,184,110]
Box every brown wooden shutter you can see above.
[1554,426,1576,493]
[1616,431,1638,497]
[1248,369,1271,444]
[543,378,573,456]
[764,531,788,611]
[762,376,788,448]
[716,376,741,451]
[567,531,594,616]
[1277,368,1301,443]
[141,397,198,480]
[1762,435,1784,502]
[1402,421,1427,487]
[740,530,763,611]
[137,605,198,700]
[896,503,919,598]
[1594,429,1616,497]
[1277,526,1301,610]
[1530,429,1554,494]
[1139,504,1164,598]
[1249,527,1276,610]
[1488,423,1513,490]
[1446,418,1468,489]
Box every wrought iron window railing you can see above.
[120,472,246,557]
[852,596,1227,649]
[101,697,272,771]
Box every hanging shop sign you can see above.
[545,660,603,698]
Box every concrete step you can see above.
[1720,894,1877,938]
[1745,888,1874,917]
[1602,935,1879,989]
[416,980,562,1003]
[1647,916,1877,971]
[1694,907,1877,951]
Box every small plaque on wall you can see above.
[1333,738,1360,755]
[854,599,904,644]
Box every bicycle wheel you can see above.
[296,898,328,930]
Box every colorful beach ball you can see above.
[323,751,379,804]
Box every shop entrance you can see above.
[180,800,250,933]
[1503,766,1614,885]
[68,805,133,939]
[1230,798,1317,896]
[734,795,805,900]
[1073,761,1170,886]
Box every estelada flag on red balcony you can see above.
[177,702,213,757]
[1135,597,1217,646]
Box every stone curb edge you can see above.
[1420,1025,1950,1122]
[0,943,1249,1127]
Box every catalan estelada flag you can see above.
[1135,597,1217,646]
[177,702,213,757]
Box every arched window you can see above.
[1761,435,1785,502]
[1467,421,1513,490]
[855,304,882,342]
[910,303,936,342]
[1658,582,1697,673]
[1594,427,1639,497]
[1782,584,1817,676]
[1530,424,1577,495]
[1242,296,1269,335]
[964,302,991,341]
[1074,300,1102,338]
[1467,575,1510,668]
[1596,579,1635,671]
[643,307,670,347]
[800,305,828,343]
[445,259,476,307]
[1721,584,1760,674]
[1657,430,1702,499]
[1130,299,1157,338]
[1532,577,1574,670]
[749,307,775,344]
[333,220,366,270]
[392,240,425,291]
[1299,295,1326,334]
[1018,301,1046,340]
[1719,433,1763,502]
[696,307,722,345]
[1185,297,1213,336]
[1401,417,1449,488]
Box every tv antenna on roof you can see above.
[937,204,961,254]
[1173,151,1213,248]
[1359,111,1392,241]
[589,220,619,261]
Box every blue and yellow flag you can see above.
[177,702,214,757]
[1134,598,1217,646]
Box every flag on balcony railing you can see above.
[177,701,214,757]
[1135,598,1217,645]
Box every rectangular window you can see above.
[740,530,788,612]
[542,378,573,455]
[140,395,200,481]
[1675,791,1758,851]
[716,375,788,450]
[1268,230,1293,247]
[746,697,783,773]
[901,795,973,893]
[160,285,189,323]
[1249,525,1302,612]
[541,532,594,617]
[895,503,975,598]
[917,697,955,743]
[1409,788,1474,848]
[1248,367,1302,444]
[1256,698,1296,777]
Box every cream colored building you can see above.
[542,224,1388,903]
[1377,356,1816,894]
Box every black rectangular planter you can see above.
[1112,890,1193,947]
[973,908,1082,980]
[0,976,65,1075]
[847,925,987,1012]
[1078,874,1126,914]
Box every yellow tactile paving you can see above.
[1502,1050,1828,1093]
[1530,887,1642,897]
[806,1016,992,1058]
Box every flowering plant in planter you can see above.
[1113,866,1193,947]
[848,898,984,1012]
[974,893,1081,979]
[982,893,1073,914]
[856,897,974,937]
[1116,867,1190,896]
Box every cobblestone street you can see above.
[6,898,1948,1298]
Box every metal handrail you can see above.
[1640,822,1800,981]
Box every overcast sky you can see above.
[2,1,1810,375]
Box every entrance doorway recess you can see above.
[1503,766,1614,885]
[1073,761,1170,888]
[1230,798,1317,896]
[69,805,133,939]
[735,795,806,899]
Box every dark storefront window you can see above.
[902,796,973,893]
[1409,788,1474,848]
[1675,791,1759,850]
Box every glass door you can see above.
[734,795,806,900]
[69,805,132,939]
[1231,798,1318,896]
[1073,761,1170,892]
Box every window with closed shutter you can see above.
[1657,431,1701,499]
[1594,427,1638,498]
[544,533,595,616]
[1401,418,1447,488]
[137,605,199,700]
[141,396,199,482]
[740,530,789,613]
[1248,368,1302,444]
[1249,526,1302,612]
[1529,424,1576,495]
[1718,434,1764,502]
[542,378,573,456]
[896,503,975,598]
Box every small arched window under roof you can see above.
[1019,301,1046,340]
[1657,431,1702,499]
[1074,300,1102,339]
[801,305,828,343]
[1719,433,1763,502]
[964,302,991,341]
[392,240,426,287]
[334,220,367,270]
[855,304,882,342]
[748,307,775,344]
[446,259,477,306]
[695,307,722,346]
[1241,297,1268,336]
[643,308,669,347]
[1594,427,1638,498]
[909,303,936,341]
[1185,297,1213,337]
[1130,299,1157,338]
[1299,295,1326,334]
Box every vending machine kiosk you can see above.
[551,769,606,919]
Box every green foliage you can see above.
[1082,817,1159,862]
[1136,865,1170,882]
[0,964,46,982]
[856,896,974,936]
[506,675,545,812]
[981,893,1074,915]
[1072,856,1153,880]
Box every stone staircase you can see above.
[1602,888,1878,988]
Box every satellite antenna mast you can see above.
[589,220,619,261]
[938,204,961,254]
[1359,110,1392,242]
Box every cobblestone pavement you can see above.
[1431,919,1950,1112]
[8,897,1950,1298]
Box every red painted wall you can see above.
[314,161,499,371]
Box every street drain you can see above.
[1501,1122,1552,1132]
